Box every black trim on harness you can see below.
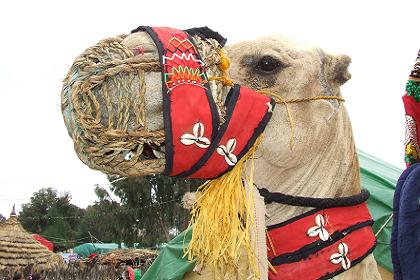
[259,188,370,209]
[185,26,227,47]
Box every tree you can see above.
[77,187,126,244]
[107,175,203,247]
[18,187,85,249]
[70,175,202,248]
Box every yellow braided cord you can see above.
[186,136,263,278]
[259,90,344,149]
[268,261,278,275]
[206,78,345,150]
[258,90,295,148]
[208,76,234,87]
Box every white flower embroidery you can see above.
[266,102,273,112]
[330,242,351,270]
[217,138,238,166]
[307,214,330,241]
[180,123,210,149]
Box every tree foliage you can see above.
[77,175,202,247]
[17,176,202,251]
[18,188,84,249]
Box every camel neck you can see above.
[252,108,361,225]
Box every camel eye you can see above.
[256,56,282,73]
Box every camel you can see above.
[225,37,382,280]
[62,28,383,279]
[185,36,382,280]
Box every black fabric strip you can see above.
[318,241,377,280]
[259,188,370,208]
[267,208,321,231]
[131,26,174,175]
[184,26,227,47]
[185,32,221,144]
[175,85,241,178]
[266,193,370,231]
[270,220,374,266]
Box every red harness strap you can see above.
[267,203,376,280]
[133,26,274,179]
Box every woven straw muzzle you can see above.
[61,32,224,177]
[61,32,167,177]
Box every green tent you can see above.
[73,243,123,258]
[142,150,400,279]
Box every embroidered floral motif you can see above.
[330,242,351,270]
[405,115,420,164]
[307,214,330,241]
[180,123,210,148]
[217,138,238,166]
[163,37,207,91]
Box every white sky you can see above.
[0,0,418,217]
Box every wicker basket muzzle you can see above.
[62,29,225,177]
[61,34,168,177]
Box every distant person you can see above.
[12,273,23,280]
[391,49,420,280]
[27,273,40,280]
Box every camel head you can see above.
[227,36,354,191]
[62,29,353,185]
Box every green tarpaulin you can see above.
[73,243,123,258]
[143,150,401,279]
[142,229,194,280]
[359,150,401,272]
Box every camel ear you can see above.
[325,54,352,85]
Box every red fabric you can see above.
[266,203,372,259]
[268,226,376,280]
[152,27,272,179]
[190,87,271,178]
[152,27,214,176]
[32,234,54,251]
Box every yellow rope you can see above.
[258,90,344,149]
[208,76,234,87]
[268,261,278,275]
[208,75,345,149]
[266,230,277,256]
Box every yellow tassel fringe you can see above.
[185,135,263,278]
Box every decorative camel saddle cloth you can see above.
[132,26,275,179]
[266,196,376,280]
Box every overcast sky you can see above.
[0,0,418,217]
